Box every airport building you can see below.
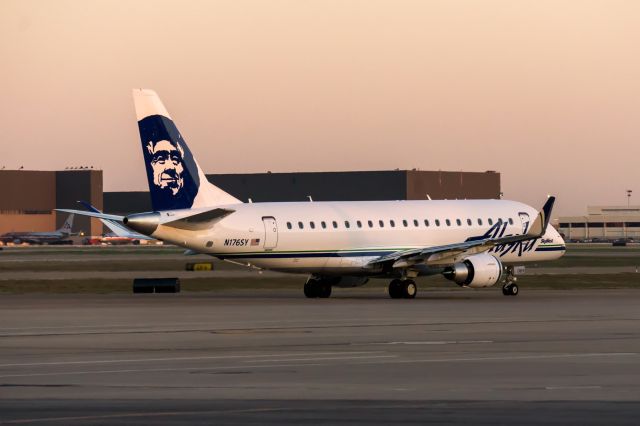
[558,205,640,241]
[104,170,501,215]
[0,169,103,236]
[2,169,500,236]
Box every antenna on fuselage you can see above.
[307,196,313,202]
[426,194,431,200]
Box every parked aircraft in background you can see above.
[59,89,565,298]
[0,214,75,245]
[77,201,151,245]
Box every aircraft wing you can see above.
[368,196,555,268]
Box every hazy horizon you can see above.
[2,0,639,217]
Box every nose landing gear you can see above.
[502,266,519,296]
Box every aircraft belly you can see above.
[246,255,379,275]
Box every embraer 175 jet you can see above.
[60,89,565,298]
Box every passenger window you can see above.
[413,219,419,227]
[446,219,451,226]
[467,218,472,226]
[478,218,483,226]
[368,220,373,228]
[357,220,362,228]
[332,221,338,229]
[402,219,408,227]
[287,222,292,230]
[456,219,461,226]
[298,221,304,229]
[345,221,350,229]
[379,220,385,228]
[321,221,327,229]
[310,221,315,229]
[390,220,395,227]
[435,219,441,227]
[509,218,514,225]
[424,219,430,227]
[488,218,493,225]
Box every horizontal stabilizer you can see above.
[55,209,124,222]
[162,208,235,230]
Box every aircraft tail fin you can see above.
[132,89,241,211]
[59,214,74,235]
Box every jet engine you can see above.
[443,253,503,288]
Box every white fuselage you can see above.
[149,199,565,276]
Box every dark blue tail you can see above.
[133,89,240,211]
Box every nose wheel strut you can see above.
[502,266,519,296]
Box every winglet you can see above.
[526,196,555,237]
[78,200,101,213]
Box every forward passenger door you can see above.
[262,216,278,250]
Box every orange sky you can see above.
[1,0,639,216]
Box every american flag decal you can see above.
[251,238,261,246]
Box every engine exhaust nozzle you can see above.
[123,212,160,236]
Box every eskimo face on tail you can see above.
[138,115,201,211]
[147,139,185,195]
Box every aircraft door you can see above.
[518,212,531,234]
[262,216,278,250]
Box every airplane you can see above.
[76,201,151,245]
[0,214,75,245]
[58,89,566,298]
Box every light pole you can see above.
[627,190,633,207]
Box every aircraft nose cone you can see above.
[124,212,160,236]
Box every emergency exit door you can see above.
[262,216,278,250]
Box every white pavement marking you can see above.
[243,355,397,363]
[0,363,327,378]
[382,340,493,345]
[351,352,639,365]
[0,407,291,425]
[0,353,635,379]
[0,352,382,368]
[545,385,603,390]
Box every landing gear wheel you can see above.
[304,279,332,298]
[304,280,319,298]
[318,282,332,298]
[502,283,519,296]
[402,280,417,299]
[388,279,403,299]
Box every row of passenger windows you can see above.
[285,217,514,230]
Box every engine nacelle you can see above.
[443,253,503,288]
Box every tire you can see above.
[502,283,519,296]
[403,280,417,299]
[318,282,332,298]
[304,280,319,298]
[388,279,403,299]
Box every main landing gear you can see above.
[502,266,519,296]
[388,279,417,299]
[304,278,332,298]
